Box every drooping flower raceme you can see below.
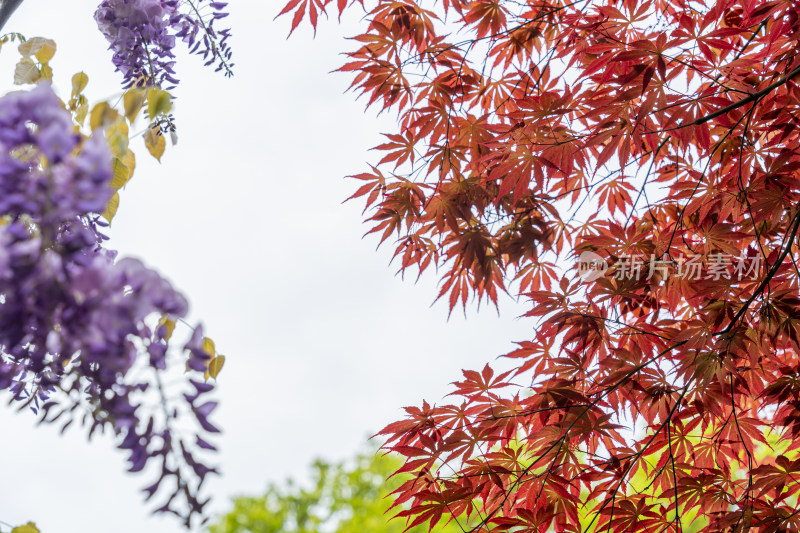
[0,84,218,525]
[95,0,232,88]
[94,0,180,88]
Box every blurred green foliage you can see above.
[209,448,466,533]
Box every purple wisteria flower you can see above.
[95,0,233,88]
[95,0,180,87]
[0,85,219,526]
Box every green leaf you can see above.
[208,448,464,533]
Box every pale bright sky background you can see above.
[0,2,534,532]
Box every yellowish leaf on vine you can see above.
[89,102,119,131]
[147,88,172,119]
[102,192,120,223]
[14,58,40,85]
[75,103,88,126]
[71,72,88,96]
[35,41,56,63]
[158,316,176,341]
[205,355,226,380]
[144,126,165,161]
[39,63,53,81]
[202,337,216,358]
[106,118,130,157]
[17,39,37,56]
[18,37,56,63]
[108,118,129,138]
[124,89,146,123]
[120,148,136,176]
[12,522,41,533]
[111,158,130,190]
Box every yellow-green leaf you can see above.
[202,337,216,358]
[108,117,129,138]
[18,37,56,62]
[14,58,40,85]
[35,40,56,63]
[144,126,166,162]
[74,102,88,126]
[102,192,120,223]
[158,316,176,341]
[89,102,119,132]
[71,72,88,96]
[111,158,130,190]
[39,63,53,81]
[205,355,226,380]
[17,39,36,56]
[124,88,146,123]
[120,149,136,179]
[12,522,40,533]
[106,118,130,157]
[147,88,172,119]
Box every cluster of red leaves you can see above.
[284,0,800,531]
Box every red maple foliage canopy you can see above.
[283,0,800,530]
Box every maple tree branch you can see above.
[667,413,683,533]
[729,373,754,529]
[730,17,770,63]
[665,99,760,254]
[588,383,691,533]
[736,112,770,266]
[624,138,668,229]
[592,30,745,96]
[565,313,670,340]
[304,0,800,530]
[464,339,688,532]
[675,65,800,131]
[717,207,800,336]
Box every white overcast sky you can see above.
[0,2,534,532]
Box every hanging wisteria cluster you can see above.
[94,0,232,88]
[0,84,218,525]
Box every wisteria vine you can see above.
[95,0,233,88]
[0,84,219,526]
